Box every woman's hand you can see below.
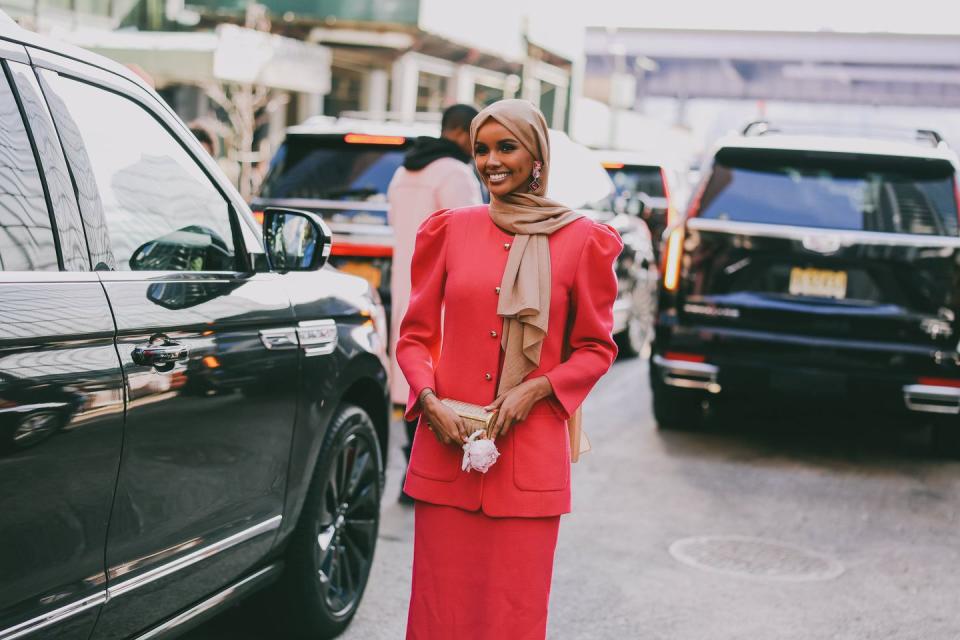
[484,377,554,440]
[420,391,468,445]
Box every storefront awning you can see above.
[63,24,331,94]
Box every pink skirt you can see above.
[406,502,561,640]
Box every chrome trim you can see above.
[259,328,298,350]
[298,319,338,357]
[107,515,281,601]
[0,593,105,640]
[903,384,960,415]
[133,564,281,640]
[653,355,722,393]
[686,218,960,248]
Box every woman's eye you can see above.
[475,146,488,155]
[499,143,515,152]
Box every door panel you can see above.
[93,273,298,639]
[0,277,124,638]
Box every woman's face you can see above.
[473,120,536,198]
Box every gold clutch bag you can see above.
[439,398,495,435]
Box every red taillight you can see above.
[344,133,406,146]
[662,226,684,292]
[252,210,264,226]
[918,377,960,388]
[602,161,625,169]
[330,243,393,258]
[953,176,960,225]
[664,351,706,363]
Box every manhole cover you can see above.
[669,535,845,582]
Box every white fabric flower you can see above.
[461,430,500,473]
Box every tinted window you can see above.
[699,148,959,236]
[46,76,236,271]
[590,165,666,214]
[0,67,58,271]
[260,136,406,201]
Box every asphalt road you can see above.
[187,354,960,639]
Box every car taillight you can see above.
[953,177,960,226]
[330,243,393,258]
[918,377,960,388]
[662,226,684,292]
[252,210,264,226]
[664,351,706,363]
[660,167,677,226]
[344,133,406,145]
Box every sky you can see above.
[585,0,960,35]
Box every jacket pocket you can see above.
[408,419,460,482]
[512,415,570,492]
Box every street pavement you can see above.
[188,354,960,639]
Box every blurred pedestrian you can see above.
[387,103,482,504]
[396,99,621,639]
[188,121,218,157]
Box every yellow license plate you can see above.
[338,261,382,289]
[789,267,847,299]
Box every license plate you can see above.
[788,267,847,299]
[337,260,382,289]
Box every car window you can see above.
[590,165,666,214]
[0,64,58,271]
[699,148,960,236]
[260,136,405,202]
[44,75,237,271]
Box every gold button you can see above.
[495,287,501,294]
[504,243,511,250]
[484,373,492,381]
[490,330,497,338]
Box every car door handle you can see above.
[131,336,189,367]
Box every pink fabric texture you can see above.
[396,205,621,518]
[406,501,560,640]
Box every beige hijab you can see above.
[470,99,584,396]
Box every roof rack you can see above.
[741,120,950,149]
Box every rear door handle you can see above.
[132,335,189,367]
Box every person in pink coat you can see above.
[396,99,622,639]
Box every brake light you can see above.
[202,355,221,369]
[660,166,679,227]
[602,161,625,169]
[344,133,406,145]
[662,226,684,292]
[953,177,960,225]
[330,243,393,258]
[918,377,960,388]
[664,351,706,363]
[252,210,264,225]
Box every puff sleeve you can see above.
[396,209,452,420]
[544,223,623,418]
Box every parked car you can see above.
[252,117,436,313]
[590,150,684,259]
[650,122,960,452]
[0,17,389,640]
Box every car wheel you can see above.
[273,404,383,639]
[652,380,705,431]
[11,410,62,450]
[615,287,652,359]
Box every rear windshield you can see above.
[590,165,666,214]
[698,148,959,236]
[260,135,407,201]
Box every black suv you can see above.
[651,123,960,449]
[0,18,389,640]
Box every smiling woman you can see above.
[473,120,536,197]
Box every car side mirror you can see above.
[262,208,332,272]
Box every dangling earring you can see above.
[529,161,543,192]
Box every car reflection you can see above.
[0,372,83,452]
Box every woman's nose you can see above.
[486,151,502,167]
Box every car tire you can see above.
[270,403,383,639]
[652,381,705,431]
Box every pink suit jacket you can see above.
[397,205,622,518]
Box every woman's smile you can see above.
[473,120,535,197]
